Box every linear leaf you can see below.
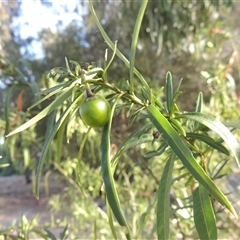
[144,142,168,158]
[36,83,67,96]
[112,123,152,170]
[186,132,229,155]
[28,84,68,110]
[193,185,217,240]
[157,153,175,240]
[6,87,73,137]
[195,92,203,113]
[179,112,240,168]
[44,229,57,240]
[59,224,69,240]
[147,105,237,217]
[138,197,157,236]
[35,94,82,198]
[88,0,150,91]
[129,1,148,90]
[101,96,132,240]
[165,72,173,113]
[106,200,118,240]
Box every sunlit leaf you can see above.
[88,0,150,91]
[147,105,237,217]
[6,87,74,137]
[129,0,148,91]
[179,112,240,168]
[170,118,186,136]
[29,84,68,110]
[36,83,67,96]
[85,67,104,80]
[35,94,82,198]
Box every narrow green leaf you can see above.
[154,86,164,109]
[144,142,168,158]
[165,72,173,114]
[44,228,57,240]
[28,81,40,102]
[180,112,240,168]
[193,185,217,240]
[35,94,82,198]
[128,106,145,124]
[6,87,73,137]
[103,41,117,80]
[138,196,157,236]
[31,230,48,239]
[157,153,175,240]
[195,92,203,113]
[59,224,69,240]
[112,133,153,171]
[100,95,132,239]
[211,159,229,180]
[147,105,237,217]
[175,78,183,93]
[141,86,151,101]
[106,200,118,240]
[65,57,71,72]
[172,90,182,101]
[170,118,186,136]
[28,84,67,110]
[88,0,150,92]
[85,67,104,80]
[35,83,67,96]
[111,123,152,167]
[186,132,230,155]
[129,0,148,91]
[56,116,68,162]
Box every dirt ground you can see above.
[1,173,240,239]
[0,175,66,237]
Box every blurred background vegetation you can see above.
[1,1,240,239]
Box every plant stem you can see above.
[81,69,94,98]
[85,82,94,98]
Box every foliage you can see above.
[0,215,69,240]
[3,2,240,240]
[1,1,240,240]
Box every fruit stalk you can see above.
[85,82,94,98]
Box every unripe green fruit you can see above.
[79,95,111,128]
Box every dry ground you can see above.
[0,175,66,237]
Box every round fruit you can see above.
[79,95,111,128]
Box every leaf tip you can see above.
[230,206,238,219]
[5,132,12,138]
